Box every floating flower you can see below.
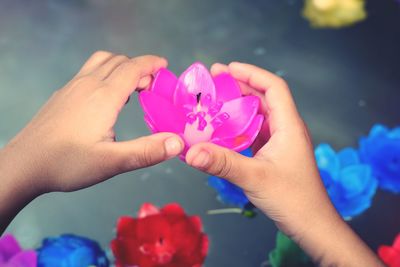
[359,124,400,193]
[208,148,252,208]
[267,231,310,267]
[111,203,208,267]
[315,144,378,218]
[37,234,109,267]
[302,0,367,28]
[378,233,400,267]
[139,62,264,158]
[0,234,36,267]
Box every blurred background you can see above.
[0,0,399,266]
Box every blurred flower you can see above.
[267,231,310,267]
[302,0,367,28]
[208,176,249,207]
[315,144,378,218]
[359,124,400,193]
[111,203,208,267]
[37,234,109,267]
[208,148,252,208]
[0,234,36,267]
[139,62,263,158]
[378,233,400,267]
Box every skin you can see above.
[186,62,383,267]
[0,51,185,233]
[0,52,382,266]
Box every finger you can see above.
[211,63,267,113]
[186,142,266,190]
[105,55,167,103]
[93,54,130,79]
[228,62,303,134]
[237,81,268,113]
[99,133,184,175]
[137,75,153,89]
[210,63,229,76]
[76,50,114,76]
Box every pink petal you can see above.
[0,235,21,263]
[151,68,178,102]
[138,203,160,218]
[139,91,186,134]
[212,114,263,151]
[6,251,36,267]
[213,73,242,102]
[174,62,216,108]
[144,115,158,133]
[161,203,185,216]
[212,96,260,140]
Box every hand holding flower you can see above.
[0,51,184,232]
[186,62,383,267]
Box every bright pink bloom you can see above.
[139,62,264,157]
[111,203,208,267]
[378,233,400,267]
[0,234,37,267]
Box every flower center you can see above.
[183,93,230,146]
[139,237,175,264]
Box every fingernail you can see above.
[164,137,183,158]
[191,150,210,168]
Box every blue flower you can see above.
[315,144,378,219]
[207,148,252,208]
[359,124,400,193]
[37,234,109,267]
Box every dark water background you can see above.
[0,0,399,266]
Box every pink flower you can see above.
[0,234,37,267]
[139,62,264,157]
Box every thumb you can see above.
[102,133,184,174]
[186,143,263,190]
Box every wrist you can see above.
[0,142,44,231]
[288,201,383,267]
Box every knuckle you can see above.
[91,50,113,60]
[275,77,289,89]
[116,58,139,73]
[121,54,130,60]
[115,54,129,62]
[135,142,158,168]
[135,55,154,62]
[213,153,233,178]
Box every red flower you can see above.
[378,233,400,267]
[111,203,209,267]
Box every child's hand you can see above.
[186,62,383,266]
[1,51,184,194]
[186,61,331,239]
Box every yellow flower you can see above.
[302,0,367,28]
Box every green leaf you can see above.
[268,231,311,267]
